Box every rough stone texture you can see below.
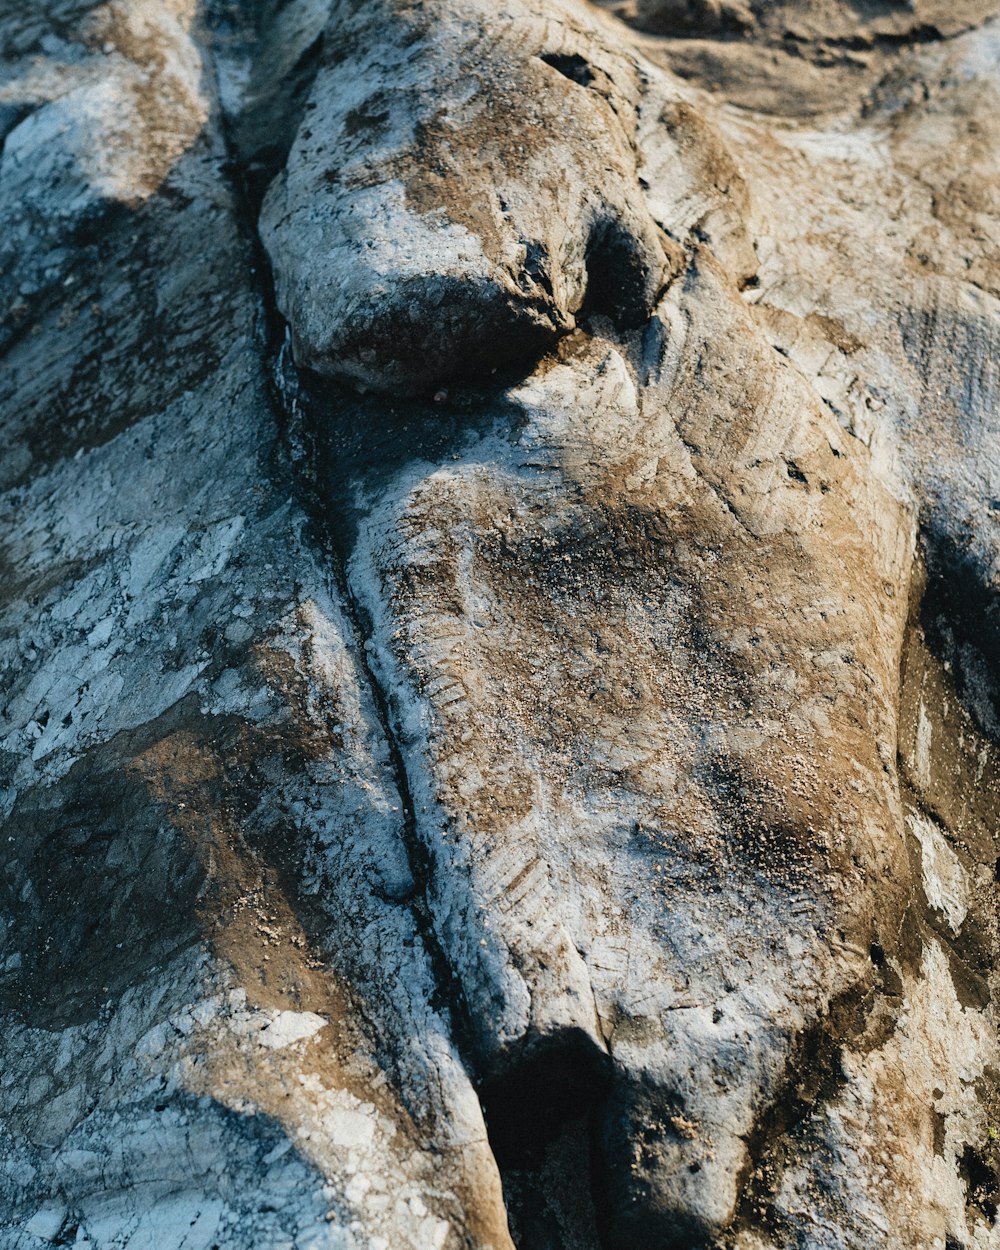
[0,5,510,1248]
[597,0,1000,113]
[258,0,670,394]
[2,1,1000,1249]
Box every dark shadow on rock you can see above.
[480,1032,611,1250]
[214,0,328,213]
[282,352,528,557]
[0,0,107,58]
[920,523,1000,743]
[0,720,204,1031]
[0,10,266,492]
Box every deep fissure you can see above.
[212,79,483,1068]
[207,32,620,1245]
[481,1038,613,1250]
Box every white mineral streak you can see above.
[909,813,971,935]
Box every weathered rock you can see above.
[258,0,670,394]
[338,249,916,1245]
[0,5,511,1247]
[2,0,1000,1248]
[612,0,1000,41]
[597,0,1000,114]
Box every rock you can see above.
[597,0,1000,115]
[258,0,669,394]
[0,5,510,1248]
[2,0,1000,1247]
[339,263,915,1244]
[616,0,1000,40]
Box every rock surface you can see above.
[2,1,1000,1249]
[258,0,670,394]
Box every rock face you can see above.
[2,2,1000,1250]
[258,0,669,394]
[0,5,510,1248]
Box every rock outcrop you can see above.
[2,1,1000,1249]
[258,0,670,394]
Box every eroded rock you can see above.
[3,0,1000,1247]
[258,0,670,394]
[0,5,511,1247]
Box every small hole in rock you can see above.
[581,219,655,332]
[540,52,595,87]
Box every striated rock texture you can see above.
[1,1,1000,1249]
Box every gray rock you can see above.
[3,0,1000,1248]
[0,5,510,1248]
[259,0,669,394]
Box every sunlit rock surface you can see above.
[2,1,1000,1248]
[258,0,669,394]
